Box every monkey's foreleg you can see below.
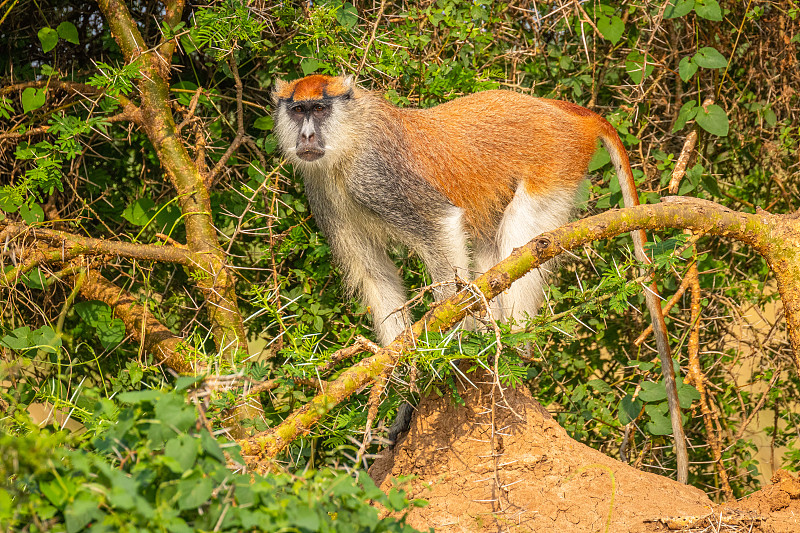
[336,236,408,346]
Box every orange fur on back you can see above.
[389,92,604,234]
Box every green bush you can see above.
[1,389,423,532]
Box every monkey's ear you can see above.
[272,79,289,105]
[341,75,355,89]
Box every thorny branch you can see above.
[77,269,194,374]
[97,0,247,359]
[0,222,195,286]
[207,53,247,188]
[240,197,800,472]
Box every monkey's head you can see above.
[272,74,364,168]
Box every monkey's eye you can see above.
[291,105,303,113]
[313,104,325,112]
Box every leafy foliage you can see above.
[0,0,798,513]
[1,390,423,532]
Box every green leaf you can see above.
[31,325,61,354]
[692,47,727,68]
[260,134,278,154]
[172,81,200,106]
[588,145,611,171]
[175,375,204,391]
[638,381,668,402]
[1,327,32,351]
[664,0,695,19]
[74,300,112,328]
[300,58,320,76]
[597,15,624,45]
[763,107,777,127]
[38,27,58,53]
[57,21,80,44]
[20,203,45,224]
[625,51,655,84]
[587,379,612,393]
[97,318,126,349]
[701,170,723,197]
[165,435,199,471]
[672,100,698,132]
[121,197,156,226]
[177,477,213,510]
[107,485,136,511]
[0,188,23,213]
[695,0,723,21]
[180,34,197,54]
[288,506,321,530]
[628,359,655,372]
[200,431,226,463]
[336,2,358,30]
[678,56,698,82]
[253,115,273,130]
[678,176,696,195]
[387,487,408,511]
[155,394,196,433]
[619,394,642,425]
[645,403,674,435]
[677,382,701,408]
[695,104,729,136]
[21,268,48,290]
[118,389,163,403]
[21,87,46,113]
[128,362,144,384]
[39,479,69,508]
[648,237,683,255]
[65,495,102,533]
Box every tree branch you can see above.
[0,222,193,266]
[159,0,186,64]
[98,0,247,360]
[77,270,195,374]
[239,197,800,470]
[207,54,246,188]
[0,80,137,111]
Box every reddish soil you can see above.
[370,373,800,532]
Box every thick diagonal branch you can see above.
[240,197,800,470]
[0,223,194,286]
[78,270,194,374]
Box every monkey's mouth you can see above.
[296,149,325,162]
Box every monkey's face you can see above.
[284,100,332,162]
[273,75,360,169]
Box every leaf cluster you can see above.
[1,390,423,533]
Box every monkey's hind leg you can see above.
[475,184,576,325]
[416,206,472,301]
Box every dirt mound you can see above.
[713,469,800,533]
[370,373,800,532]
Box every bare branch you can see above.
[207,54,246,188]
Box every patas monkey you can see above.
[272,74,668,354]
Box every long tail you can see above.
[599,121,689,484]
